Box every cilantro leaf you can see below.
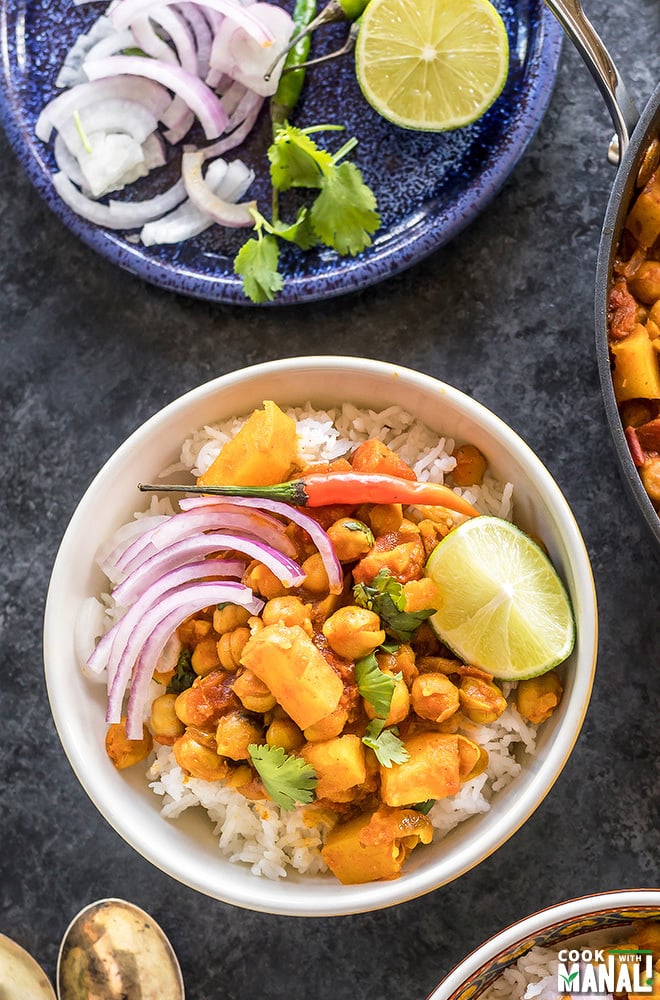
[166,649,196,694]
[355,651,398,718]
[354,569,436,643]
[248,743,317,811]
[309,160,380,256]
[234,234,283,304]
[268,125,330,191]
[412,799,436,815]
[271,208,318,250]
[362,721,409,768]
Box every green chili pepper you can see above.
[265,0,371,84]
[271,0,317,129]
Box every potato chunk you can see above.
[301,735,366,800]
[197,400,298,487]
[379,733,461,806]
[239,623,343,730]
[321,806,433,884]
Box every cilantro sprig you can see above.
[362,719,409,768]
[234,124,380,303]
[354,569,436,643]
[248,743,317,811]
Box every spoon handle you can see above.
[542,0,639,162]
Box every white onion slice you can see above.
[180,496,344,594]
[182,148,255,227]
[56,15,118,89]
[84,55,229,140]
[52,172,187,229]
[111,0,275,48]
[36,77,171,142]
[209,2,293,96]
[140,156,254,244]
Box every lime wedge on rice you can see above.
[355,0,510,132]
[425,516,575,680]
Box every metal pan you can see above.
[544,0,660,549]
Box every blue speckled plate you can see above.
[0,0,562,306]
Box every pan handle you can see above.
[542,0,639,163]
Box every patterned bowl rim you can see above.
[429,889,660,1000]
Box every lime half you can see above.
[355,0,510,132]
[425,517,575,680]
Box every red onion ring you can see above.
[111,0,275,48]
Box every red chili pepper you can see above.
[139,471,480,518]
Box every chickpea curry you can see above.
[608,137,660,511]
[102,402,564,885]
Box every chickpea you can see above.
[368,503,403,535]
[516,671,563,724]
[173,732,228,781]
[243,561,288,599]
[213,603,251,635]
[650,300,660,326]
[215,711,263,761]
[641,456,660,505]
[451,444,488,487]
[322,605,385,660]
[416,655,463,675]
[301,553,330,594]
[377,643,417,686]
[457,735,489,780]
[303,706,348,742]
[150,693,185,745]
[459,676,507,724]
[364,674,410,726]
[411,672,459,723]
[191,636,221,676]
[217,626,251,671]
[327,518,374,562]
[232,669,276,712]
[262,596,312,629]
[105,720,152,769]
[266,717,305,752]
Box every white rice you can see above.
[91,403,536,880]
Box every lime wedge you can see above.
[355,0,510,131]
[425,517,575,680]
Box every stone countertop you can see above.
[1,2,659,997]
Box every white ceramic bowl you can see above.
[44,357,598,917]
[428,889,660,1000]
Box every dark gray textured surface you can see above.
[1,2,659,998]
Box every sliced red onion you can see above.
[84,28,138,62]
[36,77,171,143]
[111,0,275,49]
[163,107,196,144]
[88,548,245,678]
[97,512,172,578]
[179,496,343,594]
[118,510,299,575]
[52,172,187,229]
[83,56,229,140]
[199,94,262,160]
[182,148,255,227]
[104,580,262,736]
[218,79,247,116]
[208,2,293,96]
[130,14,179,64]
[176,2,214,79]
[142,131,166,170]
[147,6,198,74]
[101,559,246,690]
[114,534,245,605]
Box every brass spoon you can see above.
[56,899,185,1000]
[0,933,56,1000]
